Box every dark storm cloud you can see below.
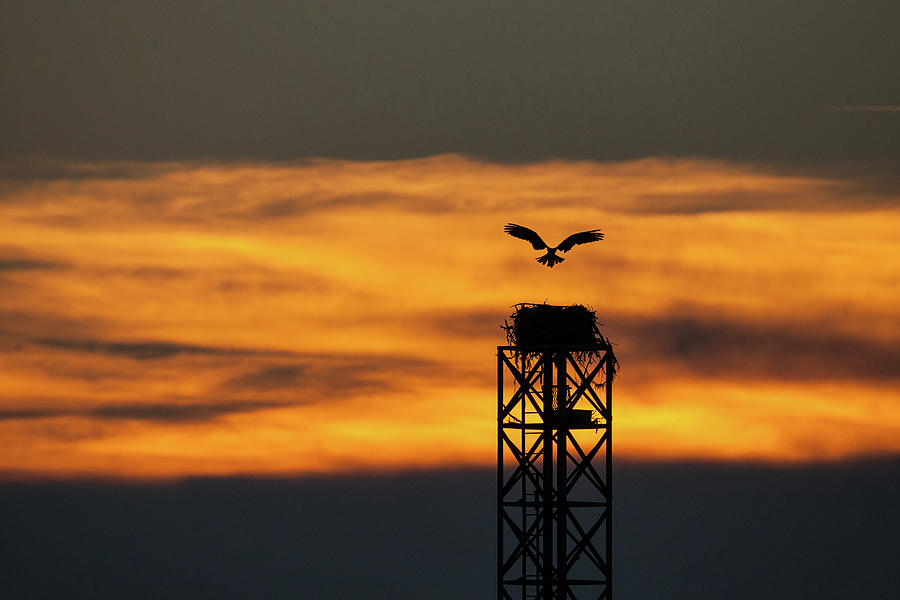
[0,399,284,424]
[1,1,897,163]
[607,313,900,383]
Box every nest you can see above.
[504,303,607,349]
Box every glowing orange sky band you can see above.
[1,156,898,478]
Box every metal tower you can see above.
[498,304,616,600]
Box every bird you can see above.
[504,223,604,268]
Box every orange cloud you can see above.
[1,155,898,478]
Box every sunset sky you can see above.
[3,5,899,599]
[2,156,897,478]
[1,1,897,481]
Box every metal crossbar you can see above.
[499,346,614,600]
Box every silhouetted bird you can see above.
[504,223,604,268]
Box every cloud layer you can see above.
[1,155,898,477]
[2,2,898,162]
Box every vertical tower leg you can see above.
[605,353,614,598]
[498,333,615,600]
[542,351,554,600]
[555,352,568,600]
[497,352,504,600]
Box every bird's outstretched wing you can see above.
[504,223,547,250]
[557,229,604,252]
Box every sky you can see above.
[1,156,898,478]
[1,2,898,480]
[2,1,899,163]
[2,3,899,598]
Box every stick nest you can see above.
[503,303,609,349]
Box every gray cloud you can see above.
[3,156,896,225]
[0,247,69,272]
[630,178,900,215]
[438,306,900,384]
[606,314,900,383]
[14,331,457,399]
[247,190,461,220]
[630,190,821,215]
[26,337,442,392]
[0,157,174,183]
[0,258,66,271]
[254,199,305,219]
[225,365,308,391]
[426,309,511,339]
[33,337,295,361]
[825,106,900,113]
[222,354,440,395]
[89,401,284,423]
[0,399,285,424]
[0,310,102,342]
[2,2,896,164]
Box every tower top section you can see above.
[504,303,611,350]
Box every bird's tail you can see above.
[536,253,564,268]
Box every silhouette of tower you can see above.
[498,304,616,600]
